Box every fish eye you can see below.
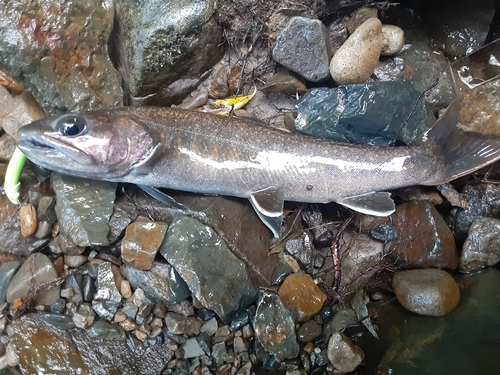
[57,116,86,137]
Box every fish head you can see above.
[17,109,158,179]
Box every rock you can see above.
[120,262,191,306]
[329,18,382,84]
[278,274,327,322]
[87,320,126,341]
[51,173,116,247]
[6,253,60,305]
[285,233,313,267]
[64,255,87,268]
[7,313,174,374]
[0,261,20,304]
[323,306,357,339]
[73,303,95,329]
[165,312,202,336]
[446,183,500,242]
[393,269,460,316]
[260,74,308,95]
[121,217,168,270]
[182,338,205,359]
[167,299,194,317]
[272,17,332,82]
[423,2,493,58]
[254,291,299,362]
[395,186,443,206]
[0,0,122,114]
[460,218,500,273]
[271,264,292,286]
[160,216,257,322]
[370,223,398,242]
[200,317,218,336]
[112,0,223,105]
[387,200,459,269]
[94,262,122,304]
[92,300,120,322]
[297,320,323,342]
[381,25,405,56]
[346,7,378,34]
[327,332,365,372]
[295,82,435,145]
[38,313,76,330]
[19,204,37,238]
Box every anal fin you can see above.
[138,184,187,211]
[336,192,395,216]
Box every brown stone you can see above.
[121,217,168,270]
[392,269,460,316]
[387,200,459,269]
[19,204,37,238]
[278,274,327,322]
[327,332,365,372]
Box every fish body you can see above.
[17,98,500,236]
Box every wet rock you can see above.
[51,173,116,247]
[330,18,382,84]
[107,203,137,244]
[87,320,126,341]
[295,82,435,145]
[19,204,37,238]
[423,2,494,58]
[94,262,122,303]
[165,312,202,336]
[327,332,365,372]
[92,300,120,321]
[167,299,194,317]
[6,253,60,305]
[278,274,327,322]
[460,218,500,273]
[160,216,257,322]
[388,200,459,269]
[370,223,398,242]
[48,233,84,255]
[121,217,168,270]
[285,233,313,267]
[323,306,357,339]
[112,0,223,105]
[34,221,52,239]
[38,313,76,330]
[37,196,57,224]
[200,317,218,336]
[395,186,444,205]
[173,195,278,288]
[297,320,323,343]
[178,86,209,110]
[7,313,174,374]
[336,231,387,291]
[271,264,292,286]
[381,25,405,56]
[64,255,87,268]
[0,0,122,114]
[346,7,378,34]
[393,269,460,316]
[254,291,299,362]
[447,183,500,242]
[272,17,332,82]
[0,261,20,304]
[120,262,190,306]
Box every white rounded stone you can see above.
[329,18,382,84]
[381,24,405,56]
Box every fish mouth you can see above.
[18,130,95,166]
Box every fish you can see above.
[17,97,500,237]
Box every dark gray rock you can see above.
[164,312,202,336]
[160,216,258,322]
[38,313,76,330]
[121,301,139,320]
[273,17,333,82]
[297,319,323,343]
[87,320,126,341]
[6,253,60,306]
[447,183,500,242]
[0,261,20,304]
[92,300,120,321]
[94,262,122,303]
[51,173,116,247]
[460,217,500,273]
[295,82,436,145]
[182,337,205,358]
[112,0,223,105]
[253,291,299,362]
[370,223,398,242]
[82,275,96,302]
[0,0,122,114]
[271,264,293,286]
[120,262,191,306]
[285,232,313,267]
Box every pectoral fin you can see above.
[249,187,284,238]
[138,184,187,211]
[336,192,395,216]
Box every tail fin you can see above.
[415,96,500,184]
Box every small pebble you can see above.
[120,280,132,298]
[381,25,405,56]
[297,320,323,342]
[20,204,37,237]
[327,332,365,372]
[119,318,137,331]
